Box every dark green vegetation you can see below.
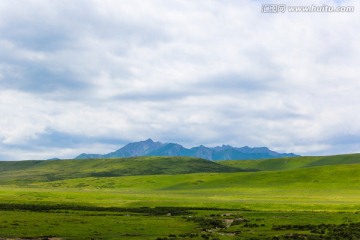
[0,154,360,239]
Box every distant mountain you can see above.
[75,139,298,160]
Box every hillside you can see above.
[2,153,359,185]
[0,156,240,184]
[75,139,298,160]
[218,153,360,171]
[27,159,360,212]
[35,162,360,194]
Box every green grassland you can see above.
[219,153,360,171]
[0,155,360,239]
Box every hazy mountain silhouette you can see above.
[75,139,298,160]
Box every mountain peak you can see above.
[197,145,208,149]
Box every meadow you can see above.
[0,154,360,239]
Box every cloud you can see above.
[0,0,360,160]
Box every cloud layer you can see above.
[0,0,359,160]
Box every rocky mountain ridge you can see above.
[75,139,298,160]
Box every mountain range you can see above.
[75,139,298,160]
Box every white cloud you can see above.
[0,0,360,159]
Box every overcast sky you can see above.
[0,0,359,160]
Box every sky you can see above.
[0,0,359,160]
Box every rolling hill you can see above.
[24,153,360,211]
[0,153,359,191]
[218,153,360,171]
[0,156,241,184]
[34,161,360,194]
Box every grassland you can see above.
[0,155,360,239]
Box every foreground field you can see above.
[0,155,360,239]
[1,207,359,239]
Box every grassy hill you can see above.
[1,153,360,185]
[0,156,240,184]
[0,157,356,214]
[218,153,360,171]
[1,153,360,209]
[33,162,360,193]
[11,153,358,211]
